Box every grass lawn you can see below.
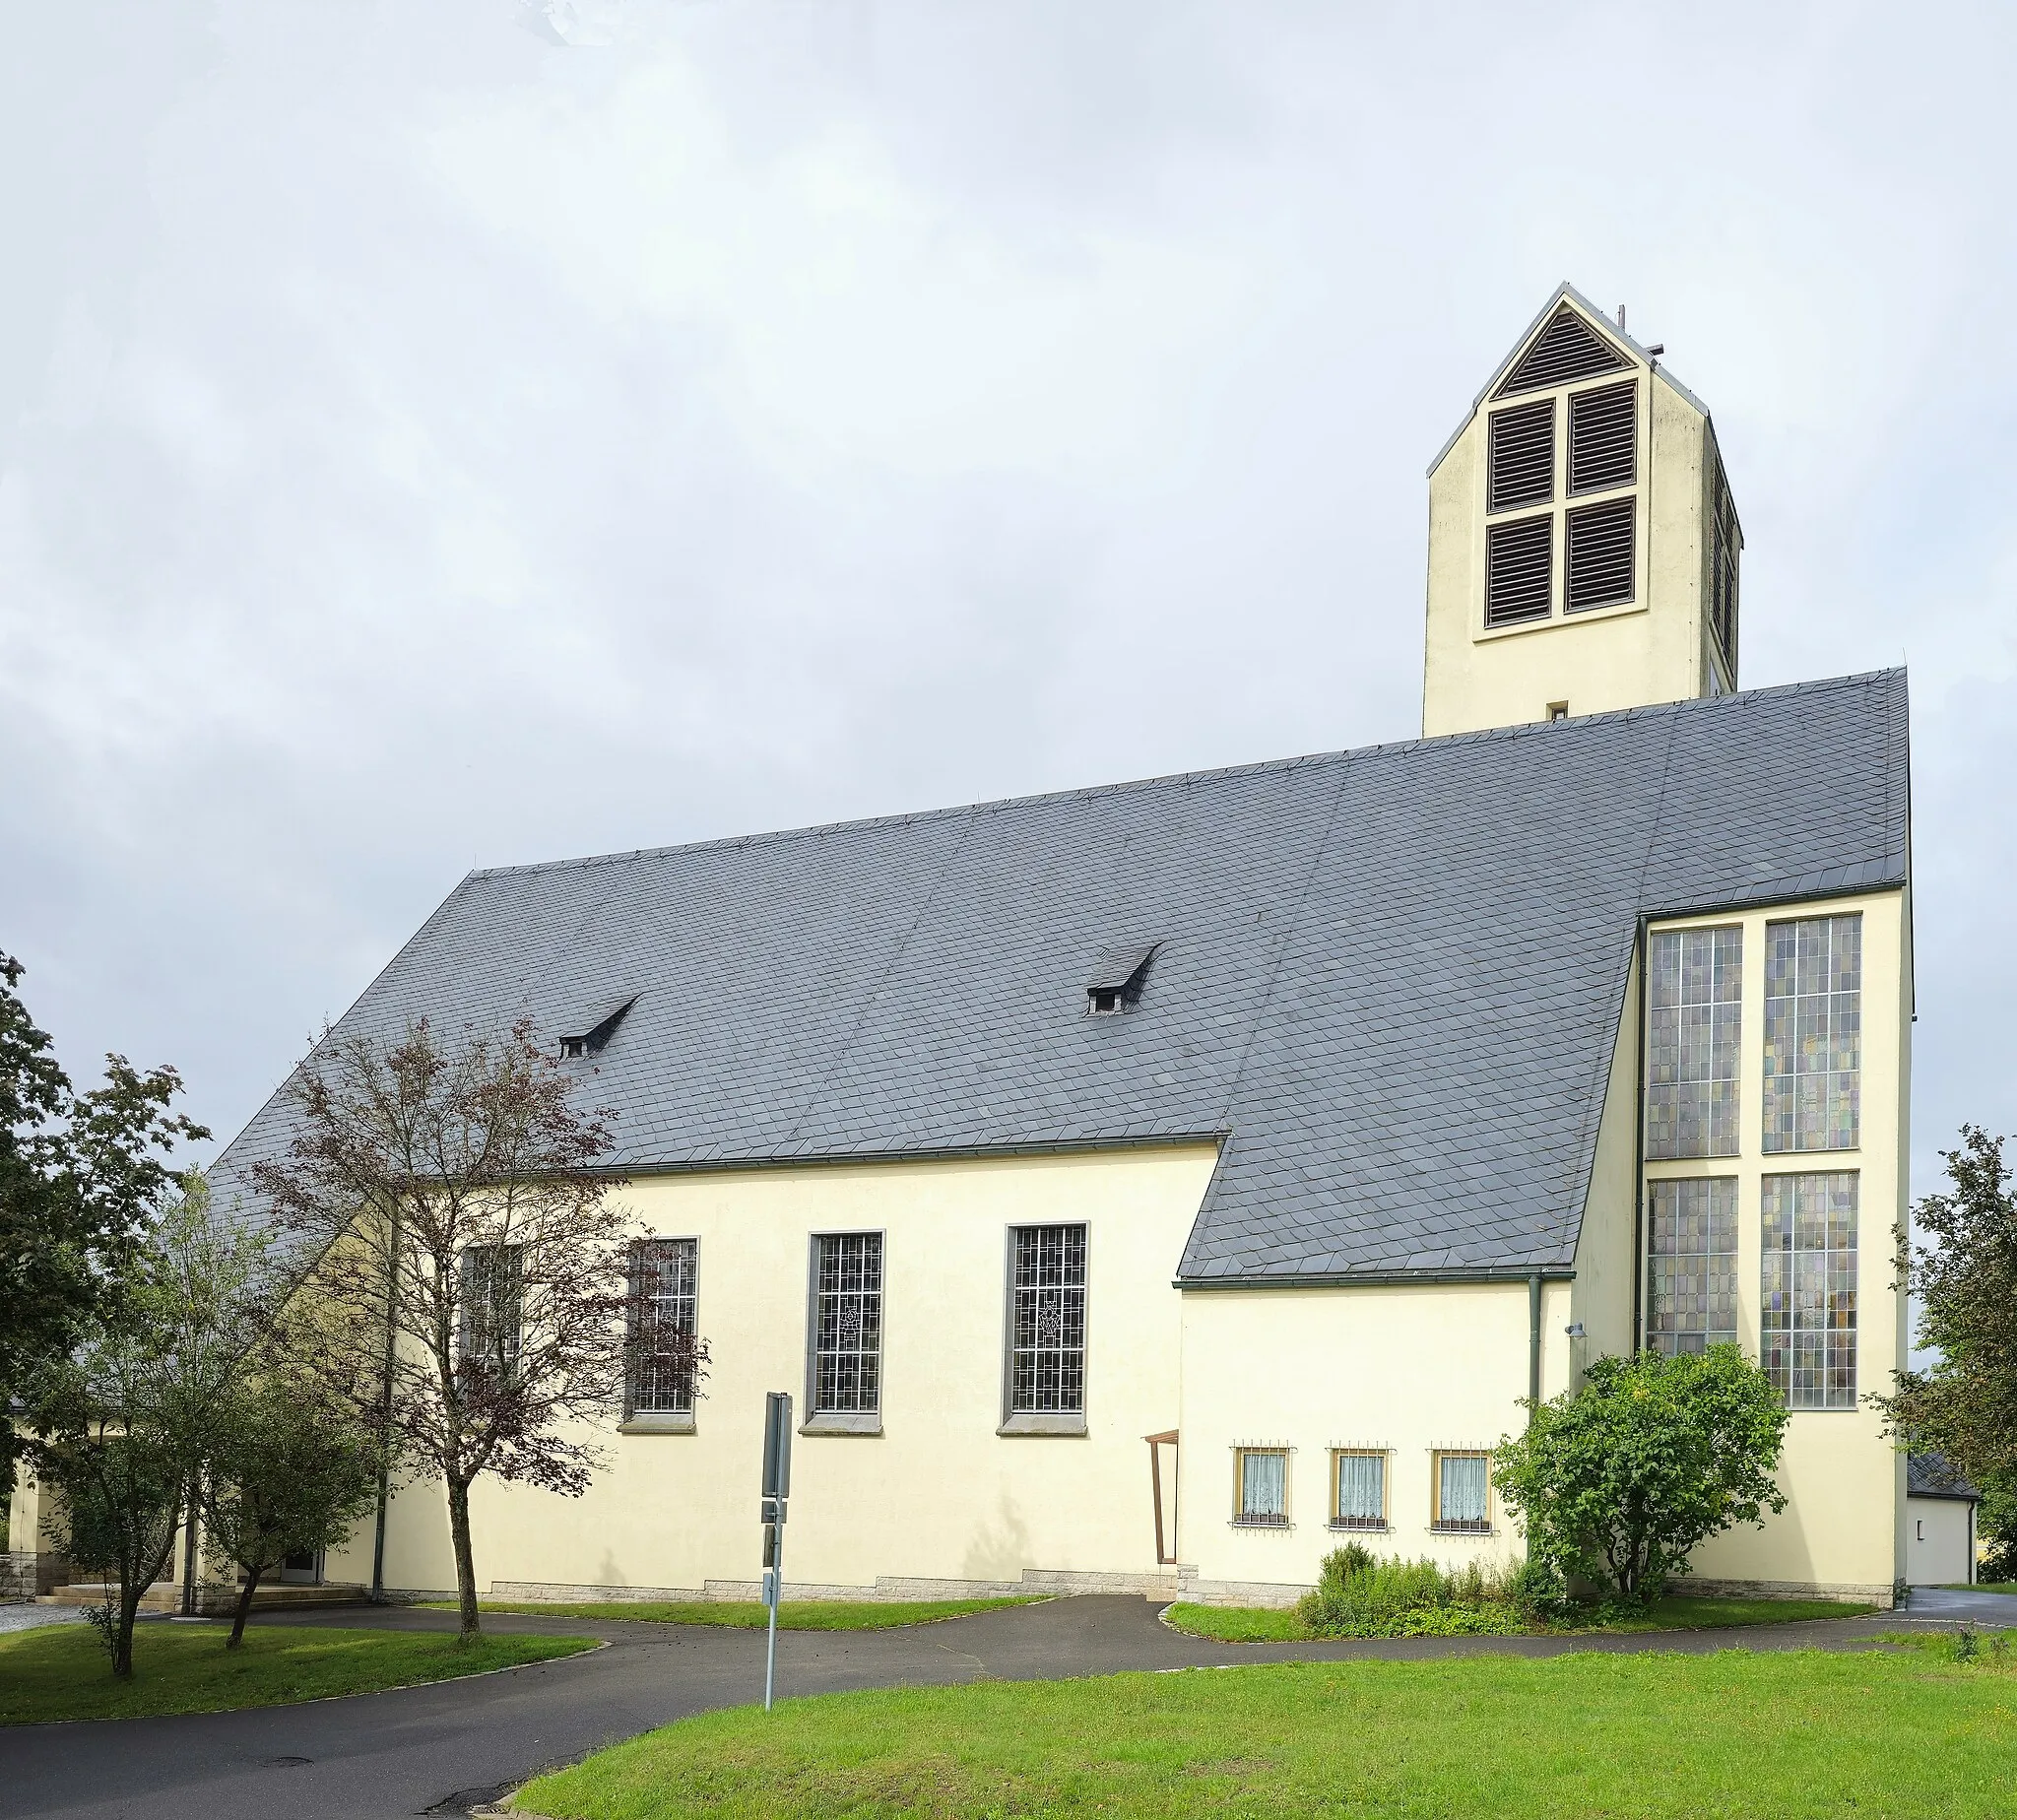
[1941,1582,2017,1594]
[418,1597,1045,1630]
[516,1641,2017,1819]
[0,1622,597,1724]
[1166,1593,1876,1643]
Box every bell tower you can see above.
[1421,285,1742,738]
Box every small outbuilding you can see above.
[1906,1454,1982,1587]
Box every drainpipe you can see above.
[1528,1272,1542,1421]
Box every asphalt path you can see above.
[1,1591,2002,1820]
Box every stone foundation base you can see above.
[483,1566,1201,1605]
[2,1551,71,1601]
[1680,1576,1896,1610]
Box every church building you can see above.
[215,285,1913,1608]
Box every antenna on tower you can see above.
[1618,304,1627,332]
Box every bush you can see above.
[1493,1346,1788,1603]
[1295,1547,1530,1638]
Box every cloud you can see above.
[1,0,2012,1197]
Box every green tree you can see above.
[1493,1346,1789,1601]
[200,1350,381,1646]
[1,950,207,1488]
[1876,1126,2017,1571]
[255,1019,652,1644]
[31,1176,270,1677]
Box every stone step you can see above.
[50,1582,368,1613]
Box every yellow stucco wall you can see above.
[331,1143,1218,1597]
[1423,327,1721,738]
[1654,886,1910,1598]
[1572,948,1642,1375]
[1174,1280,1557,1599]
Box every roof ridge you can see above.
[464,670,1907,883]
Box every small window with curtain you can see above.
[1332,1450,1388,1530]
[458,1243,523,1387]
[1233,1448,1290,1528]
[625,1238,698,1421]
[1432,1452,1491,1532]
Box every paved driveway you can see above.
[0,1593,1988,1820]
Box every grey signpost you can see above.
[760,1390,792,1712]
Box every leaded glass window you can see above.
[1647,926,1742,1159]
[1762,1173,1857,1409]
[812,1232,882,1414]
[1646,1178,1738,1355]
[625,1238,698,1417]
[458,1243,523,1383]
[1008,1224,1087,1414]
[1434,1453,1490,1531]
[1334,1451,1387,1529]
[1235,1449,1288,1526]
[1763,914,1861,1153]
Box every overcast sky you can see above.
[3,0,2012,1204]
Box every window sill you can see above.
[1230,1517,1293,1531]
[1474,596,1646,643]
[1328,1521,1390,1533]
[618,1412,696,1436]
[800,1412,882,1437]
[998,1412,1088,1438]
[1429,1523,1495,1536]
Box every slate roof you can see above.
[210,669,1910,1283]
[1909,1454,1982,1502]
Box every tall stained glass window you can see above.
[812,1232,883,1415]
[1646,1178,1738,1354]
[1762,1173,1857,1409]
[625,1238,698,1417]
[1647,926,1743,1159]
[1008,1224,1087,1415]
[1763,913,1861,1153]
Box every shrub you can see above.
[1295,1547,1529,1638]
[1493,1345,1788,1603]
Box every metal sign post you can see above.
[760,1391,792,1712]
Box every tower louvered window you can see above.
[1565,497,1635,611]
[1496,306,1629,397]
[1708,447,1741,681]
[1487,400,1554,512]
[1568,381,1636,493]
[1484,514,1552,625]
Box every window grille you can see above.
[1568,381,1636,493]
[812,1232,882,1414]
[1234,1449,1289,1527]
[1008,1224,1087,1414]
[1647,1178,1738,1354]
[1647,925,1742,1159]
[1762,1173,1858,1409]
[1565,496,1635,611]
[1487,400,1554,513]
[625,1238,698,1418]
[1763,914,1861,1153]
[458,1243,523,1382]
[1333,1451,1387,1529]
[1495,306,1629,397]
[1484,514,1552,626]
[1432,1452,1490,1531]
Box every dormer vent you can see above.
[1495,306,1628,398]
[558,994,638,1060]
[1084,943,1158,1016]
